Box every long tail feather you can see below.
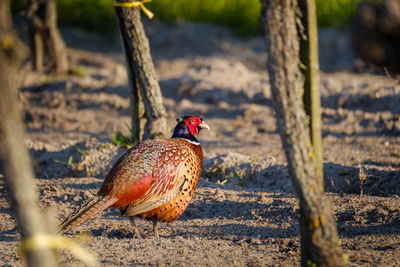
[58,195,117,233]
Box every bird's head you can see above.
[172,115,210,142]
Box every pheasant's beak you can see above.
[198,121,210,131]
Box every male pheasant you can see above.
[58,115,209,238]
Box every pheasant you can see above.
[58,115,209,238]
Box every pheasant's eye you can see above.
[189,119,195,125]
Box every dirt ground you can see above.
[1,21,400,266]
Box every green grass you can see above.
[111,130,136,147]
[316,0,361,28]
[12,0,376,35]
[70,65,86,77]
[57,0,116,32]
[146,0,262,35]
[111,124,141,148]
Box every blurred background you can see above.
[2,1,400,266]
[13,0,398,72]
[11,0,375,34]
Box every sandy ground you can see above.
[1,21,400,266]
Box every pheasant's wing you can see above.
[98,140,164,209]
[125,141,193,216]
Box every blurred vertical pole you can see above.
[299,0,324,190]
[115,1,168,141]
[26,0,69,74]
[27,2,44,73]
[0,1,58,266]
[261,0,346,265]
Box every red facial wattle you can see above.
[184,117,202,136]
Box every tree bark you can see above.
[299,0,324,190]
[260,0,346,266]
[26,0,68,74]
[0,1,58,266]
[115,2,168,141]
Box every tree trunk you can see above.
[0,1,58,266]
[131,79,146,143]
[299,0,324,190]
[26,0,68,74]
[28,22,44,72]
[260,0,346,266]
[115,3,168,141]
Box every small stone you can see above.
[249,237,263,245]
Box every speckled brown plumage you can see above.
[137,140,203,222]
[58,115,209,238]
